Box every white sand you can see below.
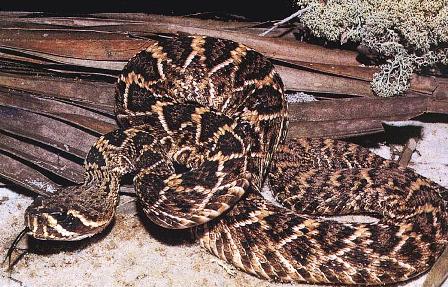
[1,121,447,287]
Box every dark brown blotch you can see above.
[123,50,161,82]
[203,37,239,68]
[296,268,313,282]
[131,131,155,151]
[85,146,106,167]
[234,50,273,86]
[318,264,341,284]
[158,37,194,66]
[368,225,401,255]
[245,85,284,115]
[180,160,219,189]
[398,237,422,260]
[349,268,370,284]
[199,111,233,143]
[126,83,157,112]
[377,259,408,282]
[136,150,164,170]
[115,79,127,111]
[169,192,203,213]
[136,172,167,205]
[215,132,243,157]
[103,129,128,147]
[264,213,305,242]
[163,103,197,131]
[285,235,312,266]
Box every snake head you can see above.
[25,189,113,241]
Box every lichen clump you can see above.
[296,0,448,97]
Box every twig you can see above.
[398,137,418,168]
[259,6,313,36]
[423,247,448,287]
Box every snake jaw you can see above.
[25,196,109,241]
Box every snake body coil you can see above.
[25,36,448,285]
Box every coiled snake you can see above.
[22,36,448,285]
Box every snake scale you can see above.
[22,36,448,285]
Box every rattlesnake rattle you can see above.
[11,36,448,285]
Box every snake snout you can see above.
[24,196,93,241]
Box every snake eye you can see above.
[50,211,69,222]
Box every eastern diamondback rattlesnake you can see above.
[20,36,448,285]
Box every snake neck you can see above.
[83,164,124,212]
[87,175,120,206]
[82,133,140,213]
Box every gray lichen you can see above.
[371,50,413,98]
[296,0,448,97]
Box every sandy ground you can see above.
[1,121,447,287]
